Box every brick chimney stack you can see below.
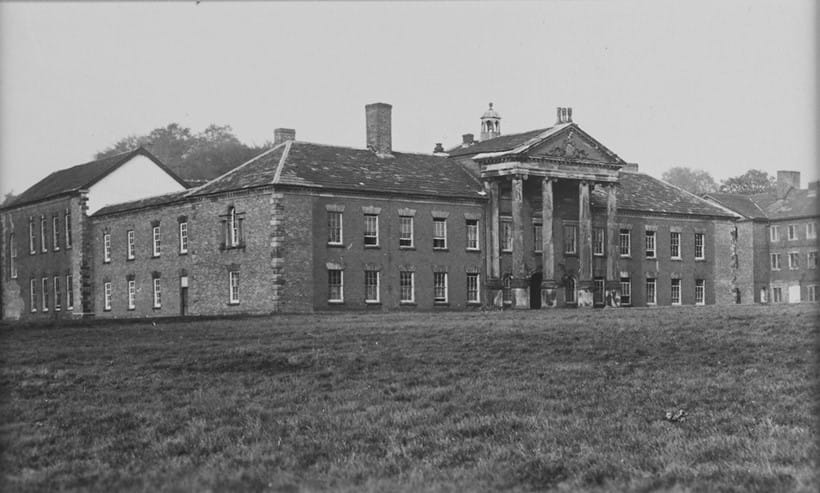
[273,128,295,146]
[462,133,475,146]
[776,170,800,199]
[366,102,392,157]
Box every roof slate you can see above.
[5,147,187,209]
[704,189,818,220]
[446,128,550,157]
[93,190,190,217]
[596,172,736,218]
[703,193,768,219]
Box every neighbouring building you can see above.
[3,101,775,321]
[704,173,819,304]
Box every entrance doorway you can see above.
[529,272,542,309]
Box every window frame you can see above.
[327,211,343,246]
[54,276,61,311]
[103,233,112,263]
[501,218,513,252]
[695,279,705,305]
[40,216,47,253]
[564,224,578,255]
[127,230,136,260]
[620,277,631,306]
[9,233,17,279]
[152,225,161,257]
[128,280,136,310]
[694,232,705,260]
[645,278,657,305]
[41,277,49,311]
[619,229,631,257]
[65,209,72,249]
[670,231,681,259]
[328,269,344,303]
[152,277,162,308]
[179,221,189,254]
[104,281,112,311]
[644,230,656,259]
[533,222,543,253]
[808,251,817,269]
[29,217,36,254]
[788,252,799,270]
[787,224,797,241]
[399,216,414,248]
[52,216,60,251]
[30,278,38,312]
[466,219,480,251]
[770,253,781,270]
[466,273,480,303]
[66,275,73,310]
[433,218,447,250]
[229,271,240,304]
[364,270,380,303]
[363,214,379,247]
[772,287,783,303]
[399,271,415,303]
[671,278,681,305]
[770,225,779,242]
[592,227,605,256]
[807,223,817,240]
[433,272,448,303]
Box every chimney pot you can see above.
[433,143,444,153]
[365,102,392,156]
[273,128,295,146]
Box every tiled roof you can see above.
[93,190,190,217]
[192,141,485,200]
[446,128,550,157]
[702,193,768,219]
[4,148,187,209]
[594,172,737,218]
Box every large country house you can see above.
[1,103,815,320]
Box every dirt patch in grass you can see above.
[1,304,818,492]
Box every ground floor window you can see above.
[30,278,37,312]
[695,279,705,305]
[502,275,512,304]
[620,277,631,306]
[153,278,162,308]
[328,269,343,302]
[41,277,49,312]
[671,278,681,305]
[400,271,415,303]
[364,270,379,303]
[593,278,605,306]
[104,282,112,311]
[772,287,783,303]
[229,271,240,304]
[54,276,62,311]
[433,272,448,303]
[808,285,817,302]
[467,273,480,303]
[128,280,136,310]
[565,277,576,304]
[66,275,73,310]
[645,278,656,305]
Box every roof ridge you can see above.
[186,142,287,197]
[290,139,448,159]
[646,173,740,218]
[272,140,292,184]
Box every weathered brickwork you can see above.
[734,220,771,303]
[767,217,819,302]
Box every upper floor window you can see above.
[808,251,817,269]
[228,207,241,248]
[29,217,36,254]
[694,233,705,260]
[770,225,779,242]
[327,211,343,245]
[788,252,799,270]
[564,224,577,255]
[466,219,479,251]
[179,221,189,254]
[770,253,781,270]
[670,232,681,259]
[40,216,47,253]
[592,228,604,256]
[363,214,379,247]
[433,218,447,250]
[399,216,414,248]
[619,229,631,257]
[501,218,513,252]
[8,233,17,279]
[533,222,542,253]
[103,233,111,263]
[65,209,73,249]
[152,225,161,257]
[787,224,797,241]
[127,230,135,260]
[807,223,816,240]
[52,216,60,251]
[644,230,656,258]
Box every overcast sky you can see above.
[0,1,815,197]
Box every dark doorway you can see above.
[529,272,542,309]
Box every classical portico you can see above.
[476,107,626,309]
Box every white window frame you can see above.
[620,277,631,306]
[152,277,162,308]
[65,209,72,249]
[54,276,61,311]
[364,270,380,303]
[9,233,17,279]
[807,223,817,240]
[66,275,73,310]
[179,221,188,254]
[772,286,783,303]
[399,216,414,248]
[646,278,657,305]
[228,207,241,248]
[40,216,47,253]
[433,272,448,303]
[127,230,135,260]
[104,281,112,311]
[670,232,681,259]
[103,233,111,263]
[327,211,343,245]
[467,273,480,303]
[533,222,543,253]
[501,218,513,252]
[787,224,797,241]
[41,277,49,311]
[807,285,817,302]
[128,280,136,310]
[694,232,705,260]
[30,278,37,312]
[433,218,447,250]
[671,278,681,305]
[152,225,161,257]
[592,227,605,256]
[229,271,240,304]
[770,253,781,270]
[644,230,656,258]
[619,229,631,257]
[695,279,705,305]
[328,269,344,302]
[29,218,36,254]
[52,216,60,251]
[466,219,480,251]
[770,225,779,242]
[363,214,379,247]
[788,252,799,270]
[564,224,577,255]
[808,251,817,269]
[399,271,415,303]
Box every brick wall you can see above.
[767,217,819,302]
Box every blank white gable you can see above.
[86,154,186,214]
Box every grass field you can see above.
[1,304,817,492]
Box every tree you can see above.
[1,191,17,207]
[719,169,776,194]
[661,167,718,195]
[96,123,264,184]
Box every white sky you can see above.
[0,1,816,197]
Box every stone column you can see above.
[577,180,594,307]
[511,175,529,308]
[605,184,621,307]
[541,177,557,308]
[487,180,502,307]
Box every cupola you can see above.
[480,102,501,141]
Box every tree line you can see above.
[661,167,776,195]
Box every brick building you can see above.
[704,172,819,304]
[2,102,753,320]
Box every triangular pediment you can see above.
[525,125,624,164]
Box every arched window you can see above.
[502,274,512,305]
[565,276,576,304]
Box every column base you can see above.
[605,281,621,308]
[577,281,594,308]
[512,288,529,309]
[540,280,558,308]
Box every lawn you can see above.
[0,304,817,492]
